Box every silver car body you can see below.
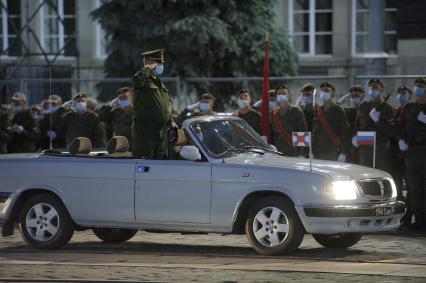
[0,116,405,235]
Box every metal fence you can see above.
[1,74,425,111]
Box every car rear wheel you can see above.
[245,197,304,256]
[19,193,74,249]
[312,233,362,249]
[92,228,138,243]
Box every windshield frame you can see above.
[184,116,278,161]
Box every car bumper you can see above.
[296,201,406,234]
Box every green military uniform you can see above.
[99,105,133,150]
[38,107,67,150]
[60,111,106,148]
[0,106,11,154]
[270,106,307,156]
[400,102,426,227]
[234,109,262,134]
[312,103,350,161]
[357,100,395,173]
[344,106,359,164]
[7,109,39,153]
[132,49,170,159]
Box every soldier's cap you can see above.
[141,49,165,63]
[45,95,62,104]
[11,92,27,102]
[414,78,426,84]
[236,88,250,97]
[319,81,335,92]
[199,92,215,101]
[268,89,277,97]
[397,85,412,94]
[31,104,42,111]
[301,83,315,92]
[276,85,289,91]
[368,78,384,88]
[73,92,87,101]
[349,85,365,94]
[117,87,131,94]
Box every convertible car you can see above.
[0,116,405,255]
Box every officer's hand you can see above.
[12,124,24,134]
[398,139,409,151]
[337,153,347,163]
[109,98,119,107]
[351,135,359,148]
[369,108,380,123]
[186,102,200,111]
[47,130,57,139]
[417,111,426,124]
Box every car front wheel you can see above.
[245,197,305,256]
[312,233,362,249]
[19,193,75,249]
[93,228,138,243]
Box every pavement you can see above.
[0,228,425,282]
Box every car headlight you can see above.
[323,180,358,200]
[389,178,397,198]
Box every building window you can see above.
[352,0,398,56]
[95,0,109,59]
[0,0,22,57]
[40,0,76,57]
[288,0,333,56]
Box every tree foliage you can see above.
[91,0,298,104]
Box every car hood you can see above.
[223,153,389,180]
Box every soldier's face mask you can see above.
[14,106,23,113]
[119,99,130,108]
[199,102,210,112]
[413,86,425,97]
[302,96,313,105]
[75,102,87,113]
[397,94,408,105]
[269,101,278,110]
[319,91,331,102]
[154,64,164,76]
[237,99,250,109]
[277,94,289,105]
[368,88,381,99]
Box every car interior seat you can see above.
[106,136,133,157]
[68,137,92,156]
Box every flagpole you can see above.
[309,131,312,172]
[261,31,270,142]
[373,132,376,168]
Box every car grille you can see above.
[358,179,393,198]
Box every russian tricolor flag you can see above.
[357,131,376,145]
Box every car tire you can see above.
[245,196,304,256]
[312,233,362,249]
[92,228,138,243]
[19,193,75,249]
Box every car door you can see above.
[134,159,212,224]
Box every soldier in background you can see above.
[0,104,11,153]
[312,81,349,161]
[345,85,366,164]
[59,92,106,148]
[99,87,133,149]
[270,85,307,156]
[357,78,395,174]
[398,78,426,230]
[232,89,262,134]
[253,89,279,112]
[37,95,67,150]
[300,83,316,132]
[7,92,39,153]
[178,92,217,124]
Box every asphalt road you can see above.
[0,228,425,282]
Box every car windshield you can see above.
[189,118,278,159]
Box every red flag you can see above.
[261,32,270,141]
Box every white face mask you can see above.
[269,101,277,109]
[237,99,250,109]
[277,95,289,105]
[75,102,87,112]
[199,102,210,112]
[154,64,164,76]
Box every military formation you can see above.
[1,49,425,231]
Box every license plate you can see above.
[374,207,394,217]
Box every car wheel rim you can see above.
[25,203,59,242]
[253,206,289,247]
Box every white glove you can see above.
[417,111,426,124]
[12,124,24,133]
[337,153,347,162]
[351,136,359,148]
[398,139,409,151]
[261,136,268,142]
[62,100,73,110]
[369,108,380,123]
[253,100,262,108]
[186,102,200,111]
[109,98,119,107]
[47,130,57,139]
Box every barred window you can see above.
[0,0,22,57]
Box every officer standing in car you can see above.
[132,49,171,159]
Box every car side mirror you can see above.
[179,145,201,161]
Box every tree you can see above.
[91,0,298,106]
